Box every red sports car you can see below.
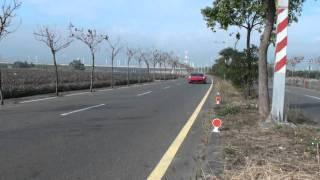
[188,73,207,84]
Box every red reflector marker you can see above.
[212,118,222,133]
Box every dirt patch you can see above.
[206,78,320,180]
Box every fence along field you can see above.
[1,65,179,99]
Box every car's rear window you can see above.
[191,73,204,77]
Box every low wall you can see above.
[286,78,320,91]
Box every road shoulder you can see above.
[164,80,223,179]
[210,78,320,179]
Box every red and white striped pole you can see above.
[275,8,288,73]
[271,0,289,122]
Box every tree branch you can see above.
[34,26,73,53]
[0,0,21,41]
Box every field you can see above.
[1,67,178,99]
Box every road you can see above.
[286,85,320,123]
[266,82,320,123]
[0,79,211,180]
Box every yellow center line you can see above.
[147,79,213,180]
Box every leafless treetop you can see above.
[159,52,170,66]
[152,50,161,65]
[34,26,73,53]
[69,23,108,53]
[134,48,141,60]
[126,47,136,59]
[107,37,122,59]
[317,57,320,64]
[169,55,179,68]
[289,56,304,66]
[0,0,21,41]
[143,50,153,65]
[136,49,147,64]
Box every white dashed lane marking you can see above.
[20,97,57,104]
[305,95,320,101]
[61,104,106,116]
[137,91,152,97]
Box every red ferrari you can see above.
[188,73,207,84]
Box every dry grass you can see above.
[225,161,318,180]
[209,78,320,180]
[215,79,241,104]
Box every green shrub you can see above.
[69,59,85,70]
[210,47,258,96]
[216,104,240,116]
[13,61,35,68]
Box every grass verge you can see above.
[206,78,320,180]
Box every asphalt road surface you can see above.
[265,82,320,123]
[0,79,211,180]
[286,85,320,123]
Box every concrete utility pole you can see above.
[271,0,289,122]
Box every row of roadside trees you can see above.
[287,56,320,79]
[0,0,191,105]
[34,24,186,94]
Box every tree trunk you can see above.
[147,65,150,81]
[138,62,141,84]
[292,66,294,78]
[164,65,166,80]
[111,53,114,88]
[258,0,275,118]
[52,52,59,96]
[175,66,177,76]
[153,64,156,81]
[90,51,95,92]
[234,39,239,50]
[246,27,252,97]
[246,27,251,50]
[159,64,162,80]
[0,68,3,105]
[127,59,130,86]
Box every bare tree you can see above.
[34,26,73,96]
[152,50,160,81]
[106,38,122,88]
[126,47,136,86]
[143,51,152,81]
[0,0,21,105]
[136,50,145,84]
[170,56,179,76]
[157,52,164,80]
[161,52,170,80]
[288,56,304,78]
[176,62,185,76]
[316,57,320,73]
[69,24,107,92]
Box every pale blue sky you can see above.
[0,0,319,68]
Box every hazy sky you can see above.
[0,0,319,68]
